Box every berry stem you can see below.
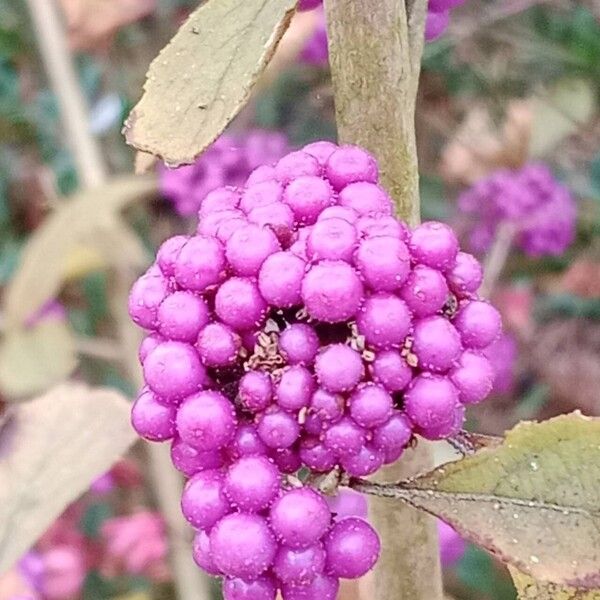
[325,1,444,599]
[324,0,427,226]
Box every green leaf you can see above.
[3,176,156,327]
[509,567,600,600]
[0,383,136,574]
[123,0,297,165]
[353,413,600,588]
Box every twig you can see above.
[325,2,443,599]
[481,222,516,297]
[25,0,107,189]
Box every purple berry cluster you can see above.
[160,130,289,216]
[458,162,577,257]
[129,141,501,599]
[425,0,466,41]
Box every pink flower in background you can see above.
[300,8,328,66]
[100,511,169,582]
[438,519,467,567]
[41,546,86,600]
[483,333,518,395]
[160,130,289,216]
[24,300,67,329]
[459,163,577,258]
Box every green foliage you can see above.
[80,502,113,539]
[457,545,516,600]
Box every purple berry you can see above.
[138,332,164,364]
[226,224,281,276]
[257,408,300,449]
[309,388,344,422]
[173,236,226,292]
[412,316,462,372]
[317,205,358,224]
[302,140,337,164]
[228,423,268,459]
[258,251,306,308]
[325,145,378,190]
[197,209,247,240]
[128,270,170,330]
[270,488,331,549]
[370,350,413,392]
[171,437,224,477]
[276,151,321,184]
[193,531,221,576]
[279,324,319,365]
[176,390,237,451]
[323,417,366,458]
[425,9,450,40]
[199,187,241,217]
[356,293,412,349]
[340,443,385,476]
[283,176,335,225]
[446,252,483,296]
[157,291,210,342]
[354,236,411,291]
[281,574,339,600]
[248,202,295,243]
[421,403,465,440]
[215,277,268,331]
[453,300,502,348]
[306,217,358,262]
[224,456,280,512]
[324,517,380,578]
[272,448,302,474]
[156,235,188,277]
[274,543,326,585]
[449,350,494,404]
[404,374,459,434]
[349,383,393,428]
[240,180,283,213]
[372,412,413,463]
[400,265,449,317]
[356,215,409,241]
[409,221,459,271]
[299,438,337,472]
[239,371,273,413]
[314,344,364,393]
[181,470,230,530]
[247,165,277,186]
[301,261,364,322]
[131,387,176,441]
[303,412,324,436]
[223,576,277,600]
[339,182,393,216]
[276,366,316,411]
[197,323,241,366]
[210,513,277,579]
[143,341,205,401]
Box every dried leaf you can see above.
[530,79,595,158]
[354,413,600,588]
[0,383,136,574]
[123,0,297,165]
[0,320,77,400]
[4,176,156,327]
[510,567,600,600]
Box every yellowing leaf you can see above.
[123,0,297,165]
[354,413,600,588]
[510,567,600,600]
[0,383,136,574]
[4,176,156,327]
[0,320,77,399]
[530,78,595,157]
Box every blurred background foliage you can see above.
[0,0,599,599]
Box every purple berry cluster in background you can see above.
[160,130,289,216]
[129,141,502,599]
[426,0,466,40]
[459,162,577,257]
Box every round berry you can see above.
[309,388,344,422]
[197,323,241,366]
[325,145,378,190]
[223,576,277,600]
[271,448,302,474]
[176,390,237,451]
[157,291,210,342]
[131,387,176,441]
[156,235,188,277]
[306,217,358,262]
[173,236,226,291]
[400,265,449,318]
[239,371,273,413]
[404,374,459,433]
[197,209,247,240]
[315,344,364,393]
[248,201,295,243]
[356,293,412,349]
[181,470,230,530]
[317,205,358,224]
[226,224,281,276]
[143,341,205,401]
[339,182,393,215]
[409,221,459,271]
[302,140,337,164]
[192,531,221,576]
[128,271,169,330]
[170,437,224,477]
[281,574,339,600]
[354,236,411,291]
[412,316,462,373]
[302,261,364,322]
[349,383,393,428]
[199,187,241,217]
[299,438,337,472]
[276,366,315,412]
[257,408,300,449]
[323,417,366,458]
[324,517,380,578]
[224,456,280,512]
[274,543,326,585]
[372,412,413,462]
[210,513,277,579]
[453,300,502,348]
[370,350,413,392]
[240,180,283,213]
[340,444,385,477]
[356,215,409,241]
[449,350,494,404]
[215,277,267,331]
[228,423,268,459]
[446,251,483,295]
[283,176,334,225]
[270,488,331,549]
[279,324,319,365]
[258,252,306,308]
[138,332,163,364]
[276,151,321,184]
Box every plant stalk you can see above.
[324,1,444,598]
